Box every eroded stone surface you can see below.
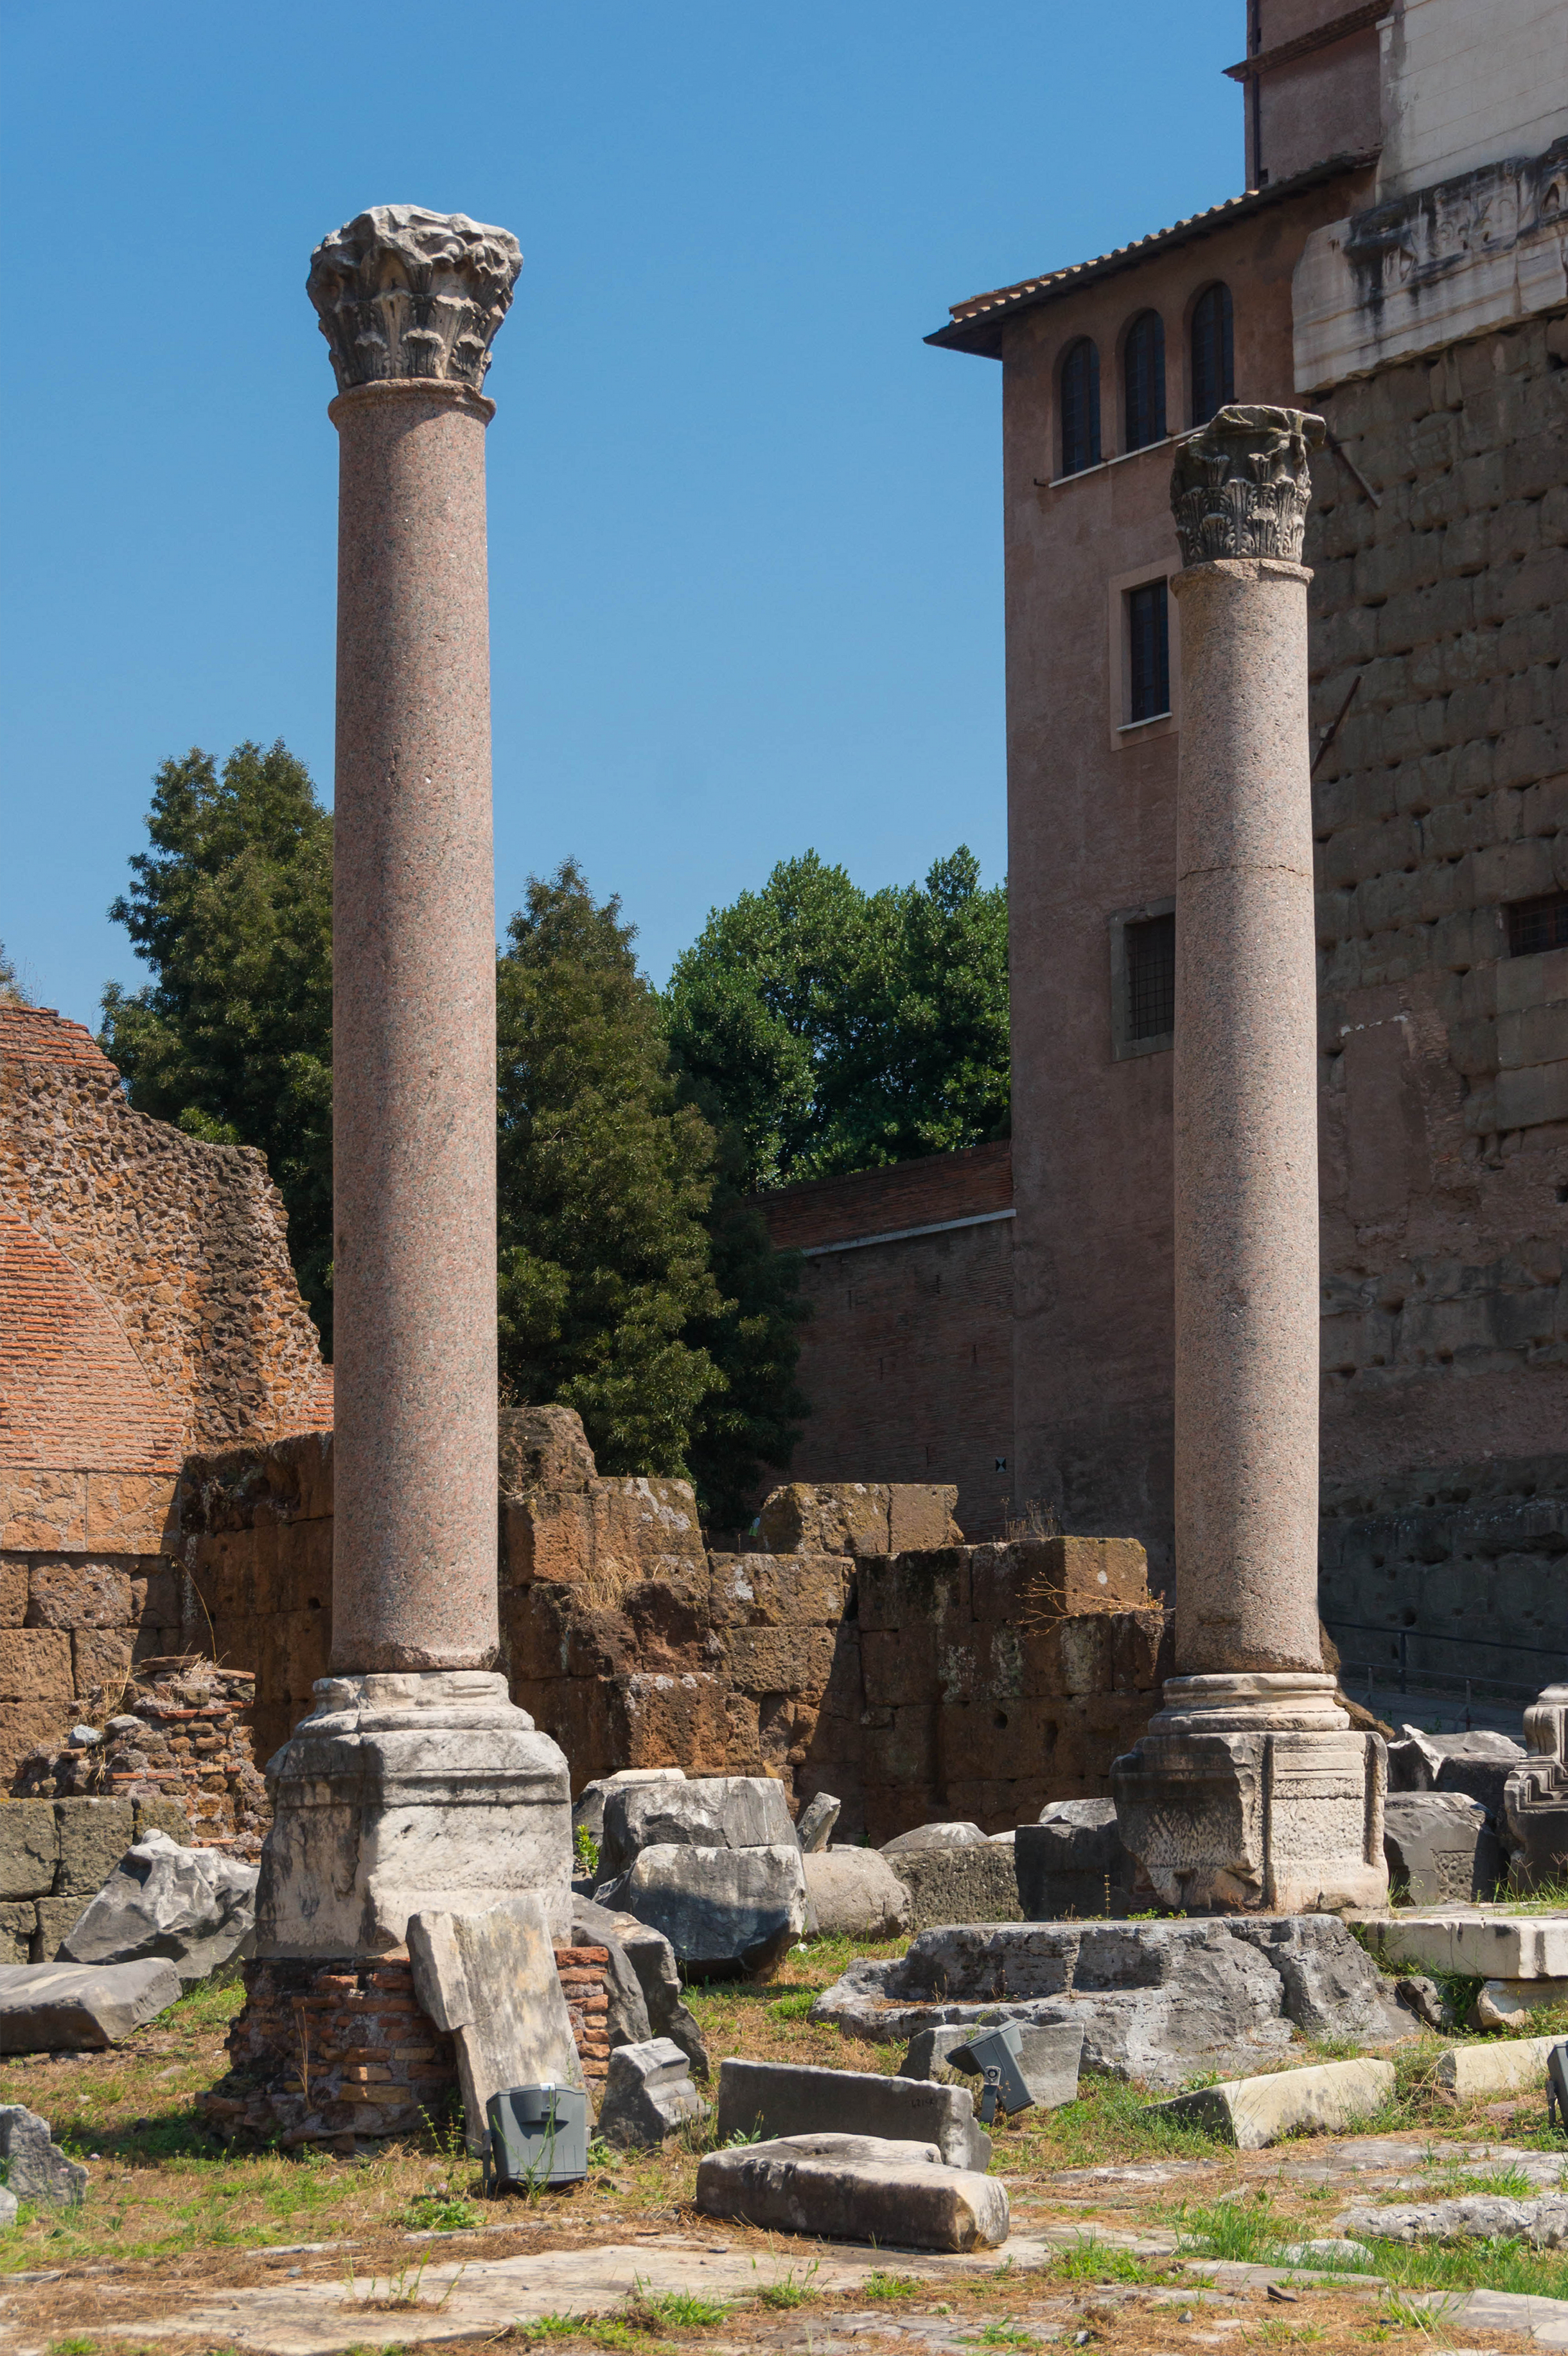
[596,1842,806,1976]
[60,1830,256,1986]
[803,1849,912,1940]
[716,2058,990,2170]
[0,2104,86,2202]
[1150,2057,1395,2149]
[598,1777,795,1879]
[407,1895,583,2153]
[696,2131,1009,2253]
[0,1958,180,2050]
[597,2035,707,2149]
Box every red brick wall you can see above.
[759,1145,1016,1542]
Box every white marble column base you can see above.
[1112,1673,1389,1914]
[255,1669,573,1958]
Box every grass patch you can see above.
[400,2189,481,2231]
[766,1989,818,2023]
[1048,2235,1179,2286]
[753,2262,819,2309]
[1177,2190,1568,2302]
[626,2283,730,2329]
[863,2270,923,2300]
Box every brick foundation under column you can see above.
[202,1946,611,2147]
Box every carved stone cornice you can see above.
[1170,403,1325,567]
[307,206,523,393]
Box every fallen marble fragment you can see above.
[716,2056,990,2170]
[0,1959,181,2051]
[407,1895,583,2154]
[597,2035,707,2149]
[1149,2057,1394,2150]
[0,2105,86,2204]
[695,2130,1009,2251]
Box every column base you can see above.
[255,1669,572,1957]
[1111,1674,1389,1914]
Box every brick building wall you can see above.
[759,1143,1016,1542]
[0,1005,332,1779]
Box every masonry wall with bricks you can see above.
[0,1004,333,1780]
[177,1409,1167,1842]
[758,1143,1017,1543]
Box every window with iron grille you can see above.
[1123,310,1166,450]
[1127,579,1170,722]
[1126,911,1176,1041]
[1508,892,1568,957]
[1060,337,1101,475]
[1190,283,1234,425]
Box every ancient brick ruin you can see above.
[0,1005,332,1782]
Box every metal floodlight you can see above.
[483,2083,589,2193]
[962,2021,1035,2122]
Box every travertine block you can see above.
[85,1475,179,1554]
[0,1631,72,1701]
[0,1474,86,1554]
[707,1553,849,1628]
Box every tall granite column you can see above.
[1112,406,1387,1914]
[253,208,572,1965]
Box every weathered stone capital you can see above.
[308,205,523,393]
[1171,403,1325,568]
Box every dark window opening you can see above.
[1190,283,1234,425]
[1128,579,1170,721]
[1059,337,1101,475]
[1126,911,1176,1042]
[1508,893,1568,956]
[1123,310,1166,450]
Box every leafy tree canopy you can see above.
[664,845,1009,1191]
[101,741,335,1347]
[497,861,806,1509]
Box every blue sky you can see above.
[2,0,1238,1024]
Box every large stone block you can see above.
[0,1560,25,1629]
[0,1904,35,1964]
[697,2132,1007,2251]
[0,2104,87,2203]
[0,1630,73,1701]
[597,2035,707,2148]
[1016,1802,1132,1921]
[968,1539,1152,1624]
[856,1547,970,1636]
[24,1560,134,1630]
[802,1850,912,1941]
[591,1479,706,1581]
[498,1404,596,1497]
[708,1554,849,1630]
[0,1473,86,1553]
[755,1483,892,1558]
[716,2059,989,2170]
[85,1474,179,1554]
[0,1802,59,1901]
[890,1843,1021,1931]
[61,1830,258,1987]
[598,1842,807,1976]
[1384,1791,1502,1905]
[600,1776,797,1877]
[0,1703,78,1791]
[55,1798,136,1898]
[72,1628,138,1709]
[0,1958,182,2050]
[720,1626,836,1700]
[502,1493,595,1589]
[1150,2057,1395,2150]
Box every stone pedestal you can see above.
[1114,1673,1386,1913]
[1502,1683,1568,1894]
[1111,408,1387,1915]
[256,1671,572,1956]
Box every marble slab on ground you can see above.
[407,1894,583,2152]
[0,1958,182,2050]
[1357,1910,1568,1978]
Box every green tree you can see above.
[100,741,334,1347]
[664,845,1009,1190]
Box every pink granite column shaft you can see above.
[1169,554,1321,1677]
[330,378,499,1673]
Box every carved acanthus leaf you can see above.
[1170,403,1326,567]
[307,206,523,393]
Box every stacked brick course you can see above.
[15,1658,269,1858]
[0,1007,332,1781]
[205,1946,613,2147]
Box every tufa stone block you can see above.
[0,1802,60,1901]
[0,1630,73,1701]
[498,1404,597,1497]
[84,1475,179,1554]
[55,1798,137,1897]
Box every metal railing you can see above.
[1325,1616,1568,1716]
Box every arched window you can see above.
[1190,283,1235,425]
[1059,338,1101,475]
[1123,311,1166,452]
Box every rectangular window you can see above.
[1127,580,1170,722]
[1508,893,1568,957]
[1125,912,1176,1041]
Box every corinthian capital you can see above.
[1171,403,1325,568]
[307,206,523,394]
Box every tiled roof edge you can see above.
[926,151,1379,358]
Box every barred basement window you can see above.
[1508,893,1568,956]
[1126,911,1176,1041]
[1190,283,1234,425]
[1060,337,1101,475]
[1127,579,1170,721]
[1123,310,1166,450]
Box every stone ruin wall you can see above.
[175,1415,1172,1842]
[1306,308,1568,1704]
[0,1005,333,1782]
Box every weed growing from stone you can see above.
[628,2281,732,2328]
[1048,2237,1179,2286]
[863,2270,923,2299]
[753,2260,819,2308]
